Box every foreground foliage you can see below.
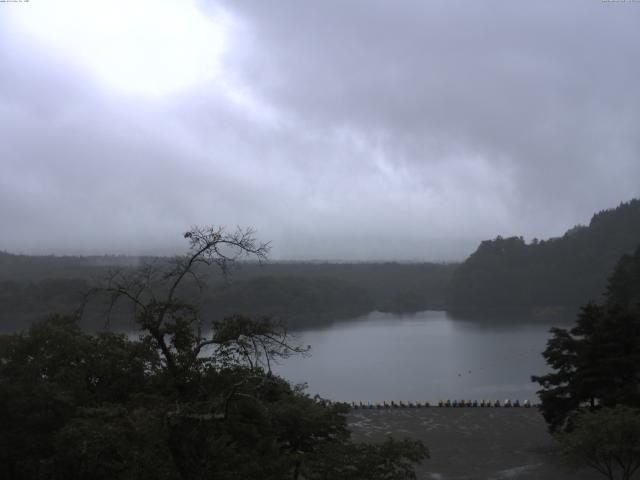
[0,226,427,479]
[556,407,640,480]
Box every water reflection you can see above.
[275,310,575,403]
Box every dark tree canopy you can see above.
[0,226,428,480]
[532,246,640,432]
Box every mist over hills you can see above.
[1,198,639,330]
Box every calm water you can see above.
[275,310,570,404]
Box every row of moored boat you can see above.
[348,399,534,409]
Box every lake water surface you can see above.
[275,310,572,404]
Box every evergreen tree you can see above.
[532,246,640,432]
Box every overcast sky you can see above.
[1,0,639,261]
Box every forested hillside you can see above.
[450,199,640,311]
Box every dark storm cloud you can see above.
[1,1,639,259]
[219,0,640,232]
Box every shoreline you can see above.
[348,408,600,480]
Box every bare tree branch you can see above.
[80,226,305,389]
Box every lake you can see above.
[274,310,573,404]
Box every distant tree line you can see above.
[2,198,639,332]
[0,253,455,331]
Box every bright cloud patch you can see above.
[11,0,231,96]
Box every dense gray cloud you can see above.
[1,1,639,260]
